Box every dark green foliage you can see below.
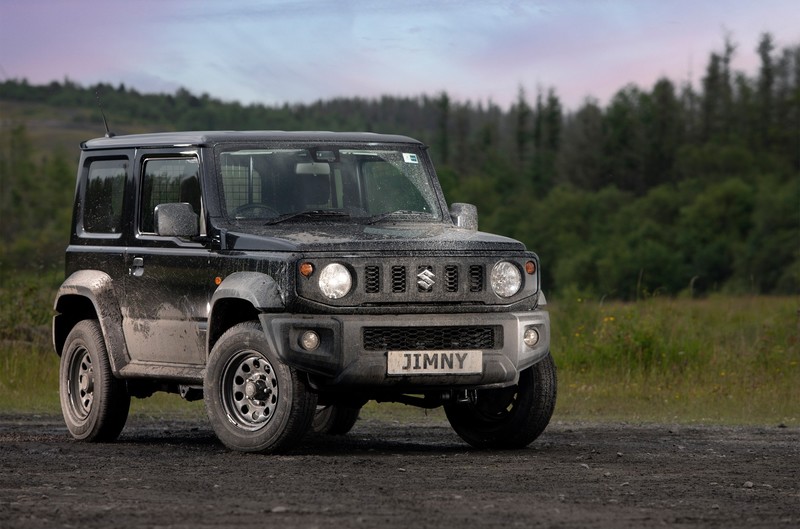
[1,33,798,298]
[0,124,74,272]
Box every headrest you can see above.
[295,162,330,175]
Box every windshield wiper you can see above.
[365,210,434,225]
[263,209,350,225]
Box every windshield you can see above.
[217,146,442,222]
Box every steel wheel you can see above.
[221,350,280,431]
[204,321,317,453]
[66,345,95,421]
[59,319,130,442]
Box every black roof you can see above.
[81,131,423,150]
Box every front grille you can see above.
[363,326,501,351]
[367,263,487,296]
[295,256,534,307]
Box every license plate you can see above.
[387,350,483,375]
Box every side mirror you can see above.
[449,202,478,231]
[154,203,199,238]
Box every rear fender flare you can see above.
[52,270,130,374]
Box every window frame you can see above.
[77,155,131,239]
[136,153,205,238]
[213,143,445,222]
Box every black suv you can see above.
[53,131,555,453]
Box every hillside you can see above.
[1,33,798,298]
[0,99,171,155]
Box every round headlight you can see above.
[490,261,522,298]
[318,263,352,299]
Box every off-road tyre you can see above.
[204,321,317,453]
[444,353,557,449]
[59,319,130,442]
[312,404,361,435]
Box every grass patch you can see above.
[1,271,797,425]
[0,341,60,413]
[551,294,799,425]
[0,269,62,413]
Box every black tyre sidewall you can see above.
[445,353,557,449]
[204,321,316,453]
[312,404,361,435]
[59,319,130,441]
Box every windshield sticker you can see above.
[403,153,419,164]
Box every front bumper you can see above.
[259,310,550,389]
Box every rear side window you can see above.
[83,159,127,234]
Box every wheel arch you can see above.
[52,270,130,374]
[207,272,284,355]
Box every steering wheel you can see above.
[233,203,279,219]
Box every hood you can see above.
[219,221,527,253]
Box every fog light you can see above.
[523,328,540,348]
[300,330,320,351]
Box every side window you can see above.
[140,157,200,234]
[83,159,127,234]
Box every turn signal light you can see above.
[299,262,314,277]
[525,261,536,275]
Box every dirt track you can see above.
[0,414,797,528]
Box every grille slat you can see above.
[365,265,380,293]
[469,265,483,292]
[391,266,406,293]
[444,265,459,292]
[363,326,500,350]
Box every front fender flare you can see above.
[210,272,284,311]
[207,272,285,354]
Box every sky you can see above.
[1,0,798,111]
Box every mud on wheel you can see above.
[444,353,557,449]
[59,319,131,442]
[204,321,317,453]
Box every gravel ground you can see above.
[0,414,797,528]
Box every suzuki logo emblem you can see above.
[417,268,436,290]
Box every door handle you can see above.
[129,257,144,277]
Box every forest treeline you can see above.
[0,33,798,298]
